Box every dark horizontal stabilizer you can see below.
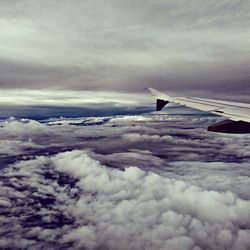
[208,120,250,134]
[156,99,169,111]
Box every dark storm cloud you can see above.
[0,58,84,89]
[0,0,249,100]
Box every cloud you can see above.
[0,0,249,100]
[0,110,250,249]
[0,88,152,107]
[1,150,250,249]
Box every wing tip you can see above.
[148,87,170,111]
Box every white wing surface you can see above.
[148,88,250,133]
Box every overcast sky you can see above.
[0,0,249,101]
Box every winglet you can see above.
[148,88,171,111]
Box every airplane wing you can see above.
[148,88,250,133]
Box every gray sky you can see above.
[0,0,250,101]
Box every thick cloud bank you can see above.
[0,150,250,250]
[0,110,250,249]
[0,1,250,100]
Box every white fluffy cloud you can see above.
[54,151,250,250]
[0,150,250,249]
[0,111,250,249]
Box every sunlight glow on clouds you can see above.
[0,89,151,107]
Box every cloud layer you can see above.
[1,150,250,250]
[0,110,250,249]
